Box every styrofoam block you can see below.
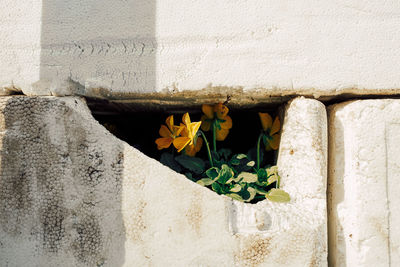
[2,0,400,97]
[0,96,327,266]
[328,99,400,267]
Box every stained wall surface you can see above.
[2,1,400,98]
[0,96,327,266]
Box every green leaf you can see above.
[214,120,222,130]
[266,166,280,186]
[262,134,268,146]
[257,168,268,182]
[211,182,223,194]
[236,154,247,159]
[266,166,278,176]
[218,148,232,160]
[217,164,234,184]
[266,189,291,203]
[247,161,255,167]
[211,151,220,161]
[197,178,214,186]
[237,172,258,183]
[267,174,279,185]
[246,187,257,202]
[237,186,250,200]
[206,167,219,179]
[160,152,182,172]
[230,158,240,165]
[185,172,195,182]
[253,195,267,202]
[227,193,244,202]
[232,176,243,183]
[251,185,269,195]
[175,155,205,174]
[230,184,242,193]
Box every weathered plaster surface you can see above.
[0,96,327,266]
[328,99,400,267]
[2,0,400,98]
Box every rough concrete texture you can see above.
[328,99,400,267]
[2,0,400,98]
[0,96,327,266]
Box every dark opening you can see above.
[91,105,280,162]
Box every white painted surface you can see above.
[2,0,400,97]
[0,96,327,266]
[0,0,42,94]
[328,99,400,267]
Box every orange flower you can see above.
[155,115,186,150]
[258,113,280,151]
[201,103,232,141]
[184,137,203,157]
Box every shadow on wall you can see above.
[40,0,157,94]
[327,108,347,267]
[0,97,126,266]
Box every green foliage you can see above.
[157,107,289,204]
[266,188,290,202]
[175,155,205,174]
[160,153,182,173]
[194,150,290,203]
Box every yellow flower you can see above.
[155,115,185,150]
[173,112,202,153]
[201,103,232,141]
[258,113,280,151]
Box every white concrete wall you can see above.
[328,99,400,267]
[0,0,42,94]
[0,96,327,266]
[2,0,400,97]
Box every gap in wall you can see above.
[87,98,284,170]
[90,103,279,160]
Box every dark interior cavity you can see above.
[89,102,283,167]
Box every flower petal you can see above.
[165,115,174,132]
[220,115,232,129]
[190,121,202,137]
[173,137,191,152]
[215,103,229,119]
[201,115,212,131]
[184,137,203,157]
[159,125,171,138]
[182,112,191,126]
[184,144,197,157]
[155,137,173,150]
[270,116,280,135]
[180,124,189,137]
[195,137,203,152]
[259,112,272,131]
[173,125,184,137]
[202,104,214,119]
[265,143,272,151]
[216,128,229,141]
[269,134,281,150]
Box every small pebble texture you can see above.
[0,96,327,266]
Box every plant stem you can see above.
[212,121,217,153]
[200,130,214,167]
[256,133,263,170]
